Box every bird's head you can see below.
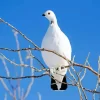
[42,10,57,24]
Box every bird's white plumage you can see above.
[41,10,72,90]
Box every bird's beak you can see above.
[42,14,45,16]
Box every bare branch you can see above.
[13,30,23,99]
[0,18,39,48]
[0,47,99,76]
[0,79,13,97]
[26,49,46,69]
[0,56,15,98]
[37,92,42,100]
[0,53,42,72]
[23,50,34,99]
[4,94,7,100]
[70,55,88,100]
[0,74,48,79]
[13,30,24,77]
[80,52,90,81]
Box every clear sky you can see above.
[0,0,100,100]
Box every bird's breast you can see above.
[41,30,71,69]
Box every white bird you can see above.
[41,10,72,90]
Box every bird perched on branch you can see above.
[41,10,72,90]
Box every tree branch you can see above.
[0,47,99,76]
[0,74,48,79]
[0,18,39,48]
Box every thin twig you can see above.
[37,92,42,100]
[0,74,48,79]
[70,55,88,100]
[0,53,43,72]
[13,30,24,77]
[0,79,13,97]
[23,50,34,99]
[4,94,7,100]
[80,53,90,81]
[13,30,23,99]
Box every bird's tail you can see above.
[51,75,67,90]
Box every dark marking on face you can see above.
[51,21,54,24]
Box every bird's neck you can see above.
[49,20,58,28]
[50,17,58,25]
[47,22,61,35]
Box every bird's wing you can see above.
[54,31,72,61]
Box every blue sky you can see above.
[0,0,100,99]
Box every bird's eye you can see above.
[48,12,50,15]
